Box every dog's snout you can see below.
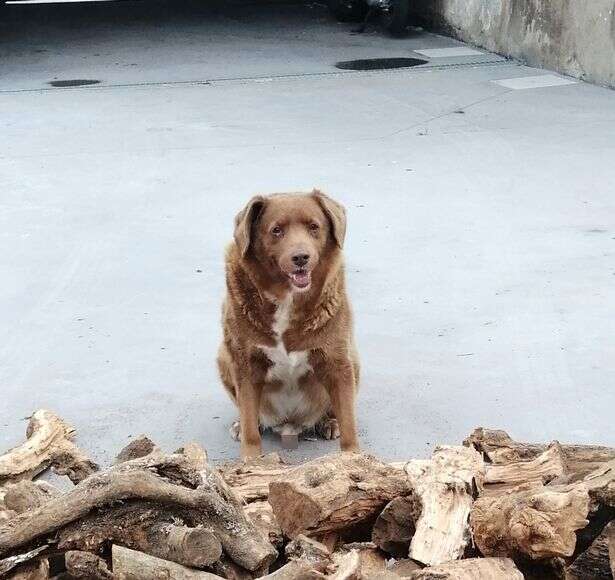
[291,253,310,267]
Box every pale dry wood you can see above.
[372,496,421,557]
[112,544,224,580]
[408,557,524,580]
[219,454,289,503]
[465,428,615,481]
[400,446,484,566]
[0,453,276,572]
[329,550,361,580]
[64,550,112,579]
[2,481,61,514]
[482,442,568,495]
[564,521,615,580]
[285,535,331,570]
[0,410,98,484]
[245,501,284,548]
[471,482,590,559]
[177,442,209,470]
[268,453,411,538]
[0,546,48,577]
[336,543,387,577]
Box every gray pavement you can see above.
[1,0,614,466]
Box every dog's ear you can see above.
[234,195,266,257]
[313,189,346,249]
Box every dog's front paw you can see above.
[316,417,340,440]
[229,420,241,441]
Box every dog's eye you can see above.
[309,222,320,231]
[271,225,283,237]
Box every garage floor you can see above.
[1,0,614,466]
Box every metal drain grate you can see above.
[48,79,101,88]
[335,57,428,71]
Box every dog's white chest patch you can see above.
[259,293,312,422]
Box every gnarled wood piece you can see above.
[471,483,590,559]
[0,410,98,484]
[3,481,61,515]
[64,550,112,579]
[401,446,484,566]
[268,453,412,538]
[219,454,289,503]
[0,454,276,571]
[408,557,524,579]
[112,544,224,580]
[372,496,421,557]
[244,501,283,549]
[564,521,615,580]
[465,428,615,481]
[483,443,568,495]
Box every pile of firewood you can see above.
[1,410,615,579]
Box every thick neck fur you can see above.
[225,243,345,339]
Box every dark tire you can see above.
[327,0,369,23]
[380,0,410,34]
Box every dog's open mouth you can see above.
[288,269,311,290]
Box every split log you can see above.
[285,535,331,570]
[372,496,421,557]
[0,453,277,572]
[465,428,615,481]
[399,446,484,566]
[3,481,61,514]
[219,454,289,503]
[64,550,112,579]
[0,547,48,577]
[177,442,209,470]
[114,435,156,463]
[0,410,98,484]
[482,443,568,495]
[245,501,284,548]
[112,544,224,580]
[336,543,387,577]
[471,483,590,559]
[329,550,361,580]
[268,453,412,538]
[564,521,615,580]
[408,557,523,579]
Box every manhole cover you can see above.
[335,57,427,71]
[48,79,101,88]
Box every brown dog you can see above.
[217,190,360,459]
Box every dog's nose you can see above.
[292,253,310,267]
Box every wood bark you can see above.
[372,496,421,557]
[268,453,412,538]
[0,453,276,572]
[114,435,156,464]
[284,535,331,570]
[219,454,289,503]
[112,544,224,580]
[0,410,98,484]
[399,446,484,566]
[465,428,615,482]
[408,557,524,580]
[244,501,284,549]
[64,550,112,579]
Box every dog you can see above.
[217,189,360,459]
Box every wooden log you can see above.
[176,442,209,470]
[64,550,112,579]
[0,453,277,572]
[112,544,224,580]
[0,547,48,577]
[465,428,615,481]
[210,557,254,580]
[0,410,98,484]
[260,560,326,580]
[471,483,590,559]
[285,535,331,570]
[482,443,568,495]
[3,481,61,514]
[564,521,615,580]
[268,453,412,538]
[408,557,524,579]
[244,501,284,549]
[400,446,484,566]
[336,543,388,577]
[219,454,289,503]
[372,496,421,557]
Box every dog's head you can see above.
[234,189,346,293]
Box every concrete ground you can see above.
[1,0,614,467]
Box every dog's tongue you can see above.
[290,271,311,289]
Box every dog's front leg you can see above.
[232,362,263,459]
[321,358,359,452]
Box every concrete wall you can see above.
[413,0,615,89]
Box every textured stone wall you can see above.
[413,0,615,88]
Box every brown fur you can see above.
[217,189,360,458]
